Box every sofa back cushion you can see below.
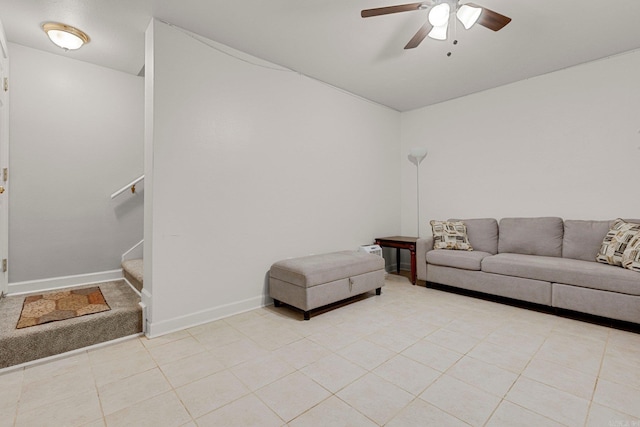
[449,218,499,254]
[498,217,564,257]
[563,220,611,262]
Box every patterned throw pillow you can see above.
[430,220,473,251]
[596,219,640,266]
[622,233,640,272]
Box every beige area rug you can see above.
[16,287,111,329]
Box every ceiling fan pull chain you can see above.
[448,18,459,57]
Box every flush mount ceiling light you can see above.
[42,22,90,51]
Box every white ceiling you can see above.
[1,0,639,111]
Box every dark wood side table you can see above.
[374,236,418,285]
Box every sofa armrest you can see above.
[416,237,433,282]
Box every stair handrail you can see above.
[111,175,144,199]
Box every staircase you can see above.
[0,181,147,370]
[122,258,143,292]
[0,280,142,370]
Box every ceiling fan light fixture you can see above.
[428,3,450,27]
[360,1,512,50]
[456,4,482,29]
[42,22,90,51]
[427,21,449,40]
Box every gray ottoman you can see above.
[269,250,385,320]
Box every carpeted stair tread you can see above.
[122,259,143,284]
[0,280,141,369]
[122,259,143,293]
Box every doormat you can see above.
[16,287,111,329]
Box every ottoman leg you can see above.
[273,299,282,307]
[376,287,381,295]
[304,311,310,321]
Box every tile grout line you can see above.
[582,329,612,426]
[5,278,640,426]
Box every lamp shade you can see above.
[457,4,482,29]
[427,23,448,40]
[428,3,450,27]
[409,147,428,163]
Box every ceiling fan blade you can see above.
[467,3,511,31]
[361,2,425,18]
[404,21,433,49]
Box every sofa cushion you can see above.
[482,253,640,296]
[596,219,640,267]
[622,233,640,272]
[562,220,611,262]
[449,218,499,255]
[498,217,563,257]
[426,250,492,271]
[430,220,473,251]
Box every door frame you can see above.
[0,18,9,297]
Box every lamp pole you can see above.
[416,163,421,238]
[408,147,428,237]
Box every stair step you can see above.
[0,280,142,369]
[122,258,143,292]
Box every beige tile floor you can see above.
[1,274,640,427]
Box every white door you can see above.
[0,19,9,297]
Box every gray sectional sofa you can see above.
[416,217,640,324]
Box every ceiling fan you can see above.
[361,0,511,50]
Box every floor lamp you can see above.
[409,147,428,237]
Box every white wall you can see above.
[145,21,400,335]
[401,50,640,237]
[8,43,144,285]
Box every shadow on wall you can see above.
[262,271,273,306]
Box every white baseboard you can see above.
[122,277,142,297]
[122,239,144,262]
[7,269,124,296]
[146,295,265,338]
[141,288,151,335]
